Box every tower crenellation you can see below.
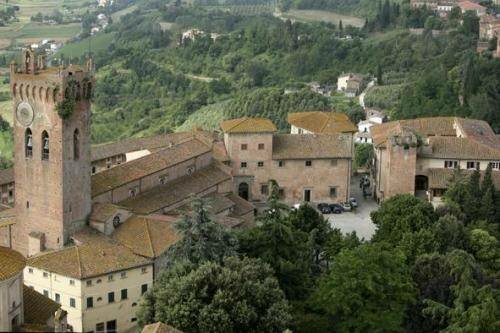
[10,49,94,256]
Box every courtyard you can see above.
[328,175,378,240]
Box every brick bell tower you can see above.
[10,49,94,256]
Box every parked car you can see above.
[317,203,332,214]
[349,197,358,208]
[340,202,352,212]
[328,203,343,214]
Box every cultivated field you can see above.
[0,0,89,51]
[277,10,365,28]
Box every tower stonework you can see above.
[10,49,94,256]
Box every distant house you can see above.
[355,120,378,144]
[307,82,334,96]
[458,1,486,16]
[337,73,367,97]
[410,0,438,9]
[437,2,456,17]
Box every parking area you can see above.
[327,175,378,240]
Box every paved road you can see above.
[328,175,378,240]
[359,80,375,109]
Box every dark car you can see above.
[317,203,332,214]
[328,203,343,214]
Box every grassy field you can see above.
[0,0,89,50]
[278,10,365,28]
[56,31,116,58]
[111,4,138,21]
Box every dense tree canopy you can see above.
[137,257,292,332]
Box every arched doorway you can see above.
[415,175,429,199]
[238,182,249,201]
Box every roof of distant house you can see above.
[0,167,13,185]
[91,138,211,197]
[23,286,61,326]
[27,228,151,279]
[119,164,232,214]
[91,132,197,161]
[458,1,486,11]
[0,246,25,281]
[272,134,352,160]
[423,136,500,160]
[112,215,180,259]
[220,117,277,133]
[142,322,183,333]
[288,111,357,134]
[428,168,500,189]
[89,203,128,223]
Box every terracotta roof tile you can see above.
[225,193,255,217]
[288,111,357,134]
[119,164,232,214]
[91,139,211,197]
[272,134,353,160]
[423,136,500,160]
[90,203,128,223]
[112,215,180,259]
[142,322,183,333]
[428,168,500,189]
[23,286,61,326]
[371,117,459,146]
[28,228,151,279]
[91,131,200,161]
[0,246,25,281]
[220,117,277,133]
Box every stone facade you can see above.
[371,117,500,204]
[222,124,352,205]
[10,49,93,256]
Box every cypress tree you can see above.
[464,167,481,223]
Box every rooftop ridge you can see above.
[144,217,155,258]
[75,246,82,278]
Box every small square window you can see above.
[278,160,285,168]
[108,274,114,282]
[131,318,137,323]
[70,298,76,308]
[159,175,168,185]
[43,272,48,278]
[120,272,127,279]
[86,280,92,287]
[330,187,337,198]
[141,267,147,274]
[43,290,49,297]
[108,292,115,303]
[258,143,265,150]
[305,160,312,167]
[241,144,247,150]
[55,293,61,304]
[96,279,102,284]
[257,161,264,167]
[278,188,285,198]
[141,284,148,295]
[331,159,338,167]
[69,279,75,286]
[28,268,33,274]
[87,297,94,309]
[261,184,269,195]
[121,289,128,300]
[240,162,247,168]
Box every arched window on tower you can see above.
[41,131,50,161]
[25,129,33,158]
[73,129,80,160]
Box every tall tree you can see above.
[313,243,415,332]
[137,257,292,332]
[464,167,482,223]
[168,197,238,265]
[371,194,436,246]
